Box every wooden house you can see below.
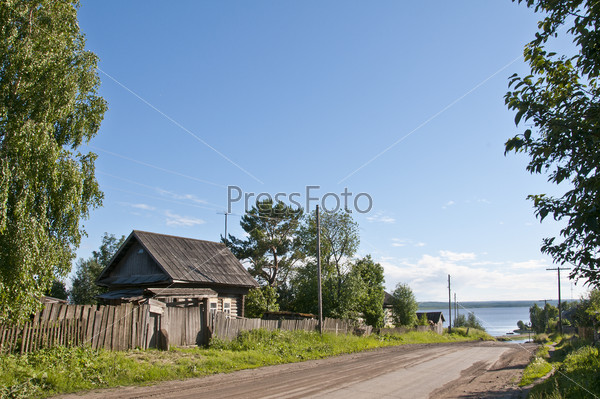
[95,230,259,347]
[97,230,258,313]
[383,291,394,328]
[416,311,445,334]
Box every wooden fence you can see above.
[0,302,153,354]
[1,302,373,353]
[209,313,369,341]
[161,302,207,347]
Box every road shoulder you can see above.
[430,342,537,399]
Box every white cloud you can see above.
[119,202,156,211]
[391,238,406,247]
[157,189,208,205]
[439,250,477,262]
[377,252,587,302]
[165,211,205,227]
[391,238,426,248]
[510,259,550,270]
[442,200,455,210]
[366,212,395,224]
[132,203,156,211]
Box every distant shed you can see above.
[416,311,445,334]
[383,291,394,327]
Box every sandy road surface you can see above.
[57,341,536,399]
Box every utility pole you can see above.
[546,267,571,334]
[316,205,323,334]
[217,211,230,246]
[454,293,457,327]
[448,274,452,333]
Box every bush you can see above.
[529,345,600,398]
[453,312,485,331]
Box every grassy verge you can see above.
[0,328,492,398]
[520,344,553,386]
[519,334,600,398]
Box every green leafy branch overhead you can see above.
[506,0,600,287]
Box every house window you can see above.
[209,302,217,315]
[223,300,231,317]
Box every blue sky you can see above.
[73,1,588,302]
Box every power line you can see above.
[91,146,226,188]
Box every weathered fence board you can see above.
[0,302,373,354]
[209,313,365,341]
[0,302,156,354]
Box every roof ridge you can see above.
[133,230,226,246]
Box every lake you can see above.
[418,306,531,336]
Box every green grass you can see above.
[528,344,600,399]
[520,344,553,386]
[0,328,493,398]
[519,334,600,398]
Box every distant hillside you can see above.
[418,299,576,310]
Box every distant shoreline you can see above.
[418,299,576,310]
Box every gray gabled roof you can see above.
[416,311,445,323]
[383,291,394,307]
[98,230,258,288]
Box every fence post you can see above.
[203,298,211,345]
[20,323,27,354]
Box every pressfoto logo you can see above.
[228,185,373,214]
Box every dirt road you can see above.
[58,341,536,399]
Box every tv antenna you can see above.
[217,211,230,245]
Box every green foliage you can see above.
[244,286,279,318]
[506,0,600,287]
[391,283,418,327]
[295,209,360,317]
[288,255,385,327]
[529,343,600,398]
[466,312,485,331]
[299,209,360,275]
[453,313,467,328]
[289,260,361,320]
[520,344,554,386]
[230,205,383,327]
[584,289,600,323]
[288,261,319,315]
[352,255,385,328]
[445,327,492,341]
[572,289,600,327]
[227,199,303,287]
[517,320,526,330]
[288,211,383,325]
[417,312,429,326]
[0,0,107,323]
[70,233,125,304]
[44,281,68,301]
[453,312,486,331]
[530,303,560,333]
